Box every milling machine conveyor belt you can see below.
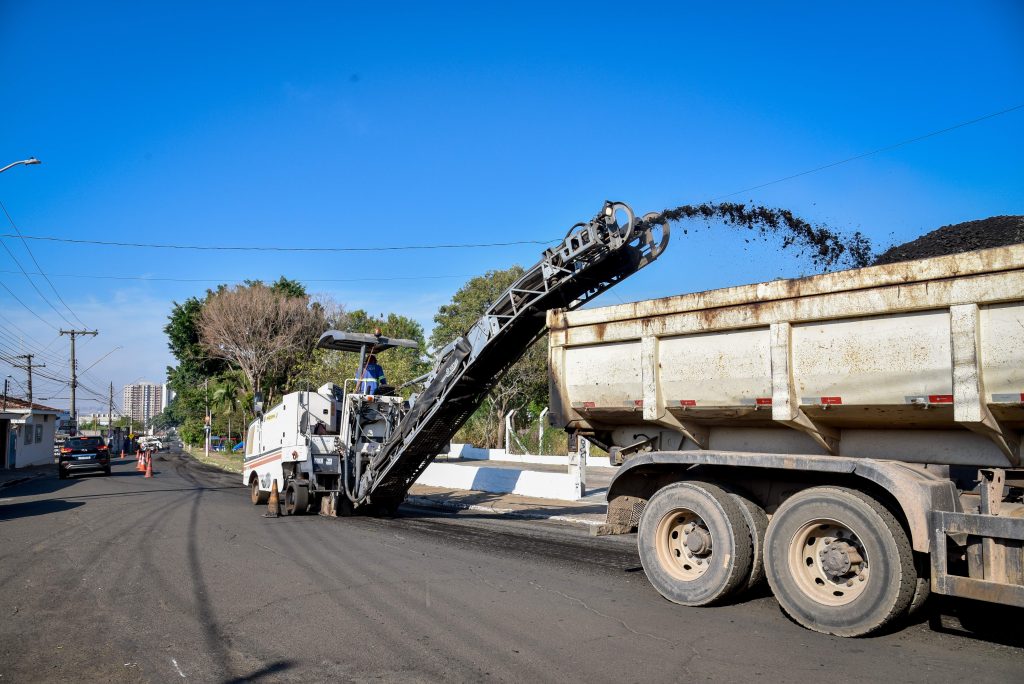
[356,202,669,506]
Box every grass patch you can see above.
[183,444,244,474]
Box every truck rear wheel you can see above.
[764,486,915,637]
[284,482,309,516]
[726,488,768,592]
[250,476,269,505]
[638,481,753,606]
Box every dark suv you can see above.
[58,436,111,479]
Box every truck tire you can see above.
[637,481,753,606]
[764,486,916,637]
[250,476,269,505]
[284,482,309,516]
[907,553,931,617]
[725,488,768,592]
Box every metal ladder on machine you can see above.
[349,201,670,510]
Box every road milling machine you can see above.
[242,201,669,516]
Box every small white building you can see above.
[0,398,62,469]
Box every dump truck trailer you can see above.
[548,243,1024,635]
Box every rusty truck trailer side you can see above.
[548,243,1024,636]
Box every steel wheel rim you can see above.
[654,507,713,581]
[788,518,869,606]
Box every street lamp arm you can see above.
[0,158,42,174]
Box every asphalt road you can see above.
[0,449,1021,683]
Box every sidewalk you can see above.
[0,464,54,489]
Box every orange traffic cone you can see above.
[144,451,153,478]
[136,450,145,471]
[263,480,280,518]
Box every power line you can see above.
[0,327,63,366]
[714,102,1024,200]
[0,313,64,356]
[0,234,557,253]
[0,199,88,327]
[0,280,58,330]
[0,236,76,327]
[0,266,479,282]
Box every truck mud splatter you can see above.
[640,202,874,270]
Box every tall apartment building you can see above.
[161,383,176,410]
[122,382,163,426]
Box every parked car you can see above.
[58,436,111,479]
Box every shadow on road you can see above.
[0,497,85,520]
[222,659,294,683]
[0,472,77,499]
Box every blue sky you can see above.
[1,2,1022,414]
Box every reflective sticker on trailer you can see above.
[990,393,1024,404]
[905,395,955,405]
[801,396,843,405]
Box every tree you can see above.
[289,309,428,396]
[211,371,247,442]
[165,296,226,381]
[198,282,325,399]
[431,267,548,447]
[150,407,179,432]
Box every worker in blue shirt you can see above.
[358,354,387,395]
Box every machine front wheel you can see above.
[250,477,269,505]
[284,482,309,516]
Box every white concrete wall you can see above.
[446,442,615,469]
[416,462,580,501]
[11,414,57,468]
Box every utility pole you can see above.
[108,382,113,442]
[2,377,8,411]
[205,378,211,458]
[59,329,98,428]
[13,354,45,404]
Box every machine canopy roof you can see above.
[316,330,419,354]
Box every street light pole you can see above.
[0,158,41,174]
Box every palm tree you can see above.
[212,372,244,446]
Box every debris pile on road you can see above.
[641,202,874,270]
[873,215,1024,265]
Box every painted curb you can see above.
[416,462,580,501]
